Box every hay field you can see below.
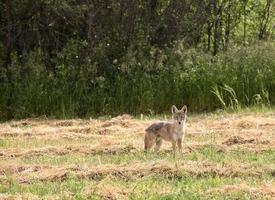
[0,112,274,199]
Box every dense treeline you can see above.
[0,0,274,119]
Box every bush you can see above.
[0,42,274,120]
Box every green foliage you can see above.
[0,41,274,120]
[0,0,274,120]
[211,84,239,110]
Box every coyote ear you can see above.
[171,105,178,114]
[181,105,187,113]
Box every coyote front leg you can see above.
[177,139,182,153]
[172,141,176,157]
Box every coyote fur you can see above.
[144,105,187,154]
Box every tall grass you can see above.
[211,84,240,110]
[0,42,274,120]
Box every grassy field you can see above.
[0,111,274,199]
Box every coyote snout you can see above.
[144,105,187,155]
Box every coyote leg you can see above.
[177,139,182,153]
[154,137,162,152]
[172,141,176,157]
[144,132,155,151]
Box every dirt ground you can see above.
[0,112,274,199]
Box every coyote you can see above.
[144,105,187,154]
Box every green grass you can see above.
[1,147,273,199]
[0,113,274,199]
[0,137,98,149]
[193,146,275,165]
[1,147,272,173]
[0,174,269,200]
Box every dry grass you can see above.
[0,160,273,184]
[208,183,275,199]
[0,112,274,199]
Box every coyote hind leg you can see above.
[154,136,162,152]
[144,132,156,151]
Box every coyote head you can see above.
[171,105,187,125]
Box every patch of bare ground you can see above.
[0,144,136,158]
[208,183,275,199]
[0,161,273,184]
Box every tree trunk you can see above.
[224,1,231,50]
[213,0,219,56]
[4,0,13,119]
[87,11,94,52]
[207,22,212,52]
[149,0,158,45]
[243,0,247,46]
[124,1,136,47]
[258,0,272,40]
